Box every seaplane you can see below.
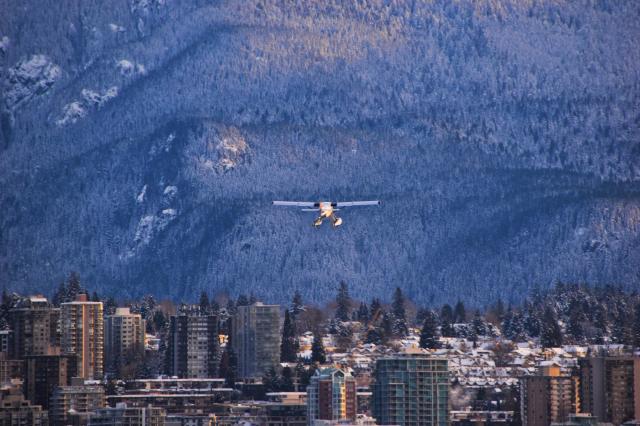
[272,200,381,228]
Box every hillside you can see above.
[0,0,639,305]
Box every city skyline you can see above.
[2,281,640,424]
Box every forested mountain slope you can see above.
[0,0,638,305]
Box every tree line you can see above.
[2,274,640,392]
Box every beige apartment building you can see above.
[61,294,104,379]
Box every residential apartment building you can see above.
[0,352,23,383]
[24,353,77,409]
[307,368,357,425]
[50,378,106,425]
[105,307,146,374]
[0,383,48,426]
[8,295,59,358]
[60,293,104,379]
[0,329,11,353]
[372,352,449,426]
[520,363,580,426]
[167,307,218,378]
[88,403,166,426]
[232,302,281,379]
[579,353,640,425]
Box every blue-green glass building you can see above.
[372,353,449,426]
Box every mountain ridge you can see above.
[1,0,639,305]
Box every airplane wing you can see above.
[335,201,380,207]
[273,201,317,207]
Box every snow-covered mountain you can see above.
[1,0,639,305]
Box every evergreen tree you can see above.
[219,346,238,388]
[370,298,382,314]
[540,307,563,348]
[508,311,526,342]
[419,311,440,349]
[415,307,429,325]
[381,312,393,341]
[0,289,8,307]
[294,362,306,391]
[199,291,210,313]
[311,331,326,364]
[0,289,12,329]
[454,300,467,323]
[612,309,632,345]
[469,327,478,348]
[226,299,237,316]
[593,324,605,345]
[219,348,230,381]
[327,318,339,335]
[119,344,146,380]
[567,301,584,343]
[141,295,157,318]
[501,307,525,342]
[391,287,408,337]
[152,310,167,332]
[104,297,117,316]
[66,271,82,301]
[291,291,305,319]
[501,308,514,339]
[369,298,382,324]
[440,304,455,337]
[523,302,542,337]
[356,302,370,324]
[364,327,384,345]
[138,348,161,379]
[441,318,455,338]
[335,321,354,352]
[296,363,316,391]
[52,282,65,307]
[280,366,295,391]
[236,294,250,306]
[472,310,487,337]
[335,281,351,322]
[249,293,258,304]
[0,290,7,319]
[592,305,608,339]
[493,298,505,322]
[280,310,299,362]
[145,318,154,335]
[90,291,100,302]
[444,319,457,337]
[441,304,454,323]
[263,367,280,392]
